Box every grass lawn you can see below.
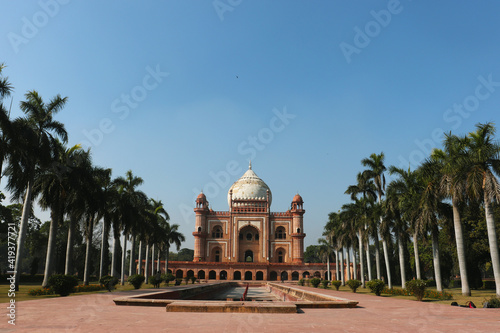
[326,284,499,306]
[0,281,191,303]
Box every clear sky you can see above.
[2,0,500,250]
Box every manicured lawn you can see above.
[324,284,498,306]
[0,281,189,303]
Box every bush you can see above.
[128,274,145,289]
[405,279,428,301]
[346,279,362,293]
[48,274,79,296]
[482,280,496,290]
[298,279,305,286]
[162,273,175,286]
[366,279,385,296]
[310,278,321,288]
[190,276,197,284]
[99,275,119,291]
[148,276,157,285]
[331,280,341,291]
[184,276,191,284]
[483,297,500,308]
[449,279,461,288]
[28,287,54,296]
[321,280,329,289]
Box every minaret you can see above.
[193,191,209,262]
[290,193,305,264]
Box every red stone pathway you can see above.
[1,285,499,332]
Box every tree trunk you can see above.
[151,244,155,276]
[335,249,339,281]
[14,182,33,291]
[120,233,127,285]
[397,231,406,289]
[484,198,500,297]
[129,233,136,276]
[156,249,161,272]
[65,213,77,275]
[382,239,392,289]
[346,247,351,280]
[358,230,365,287]
[137,241,143,275]
[340,248,345,285]
[327,255,331,281]
[352,246,357,281]
[99,218,109,279]
[144,244,150,283]
[374,231,381,280]
[111,233,121,278]
[365,224,372,281]
[452,197,470,296]
[83,215,95,285]
[42,202,61,288]
[165,244,170,275]
[431,226,443,292]
[413,229,421,280]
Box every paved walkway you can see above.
[1,285,499,332]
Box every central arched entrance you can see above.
[238,225,260,262]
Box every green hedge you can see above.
[482,280,496,290]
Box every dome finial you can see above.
[249,160,252,170]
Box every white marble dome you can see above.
[228,162,272,207]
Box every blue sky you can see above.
[2,0,500,249]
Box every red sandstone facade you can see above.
[166,163,336,281]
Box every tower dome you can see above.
[228,162,272,207]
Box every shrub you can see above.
[321,280,329,289]
[99,275,119,291]
[148,276,157,285]
[310,278,321,288]
[405,279,428,301]
[366,279,385,296]
[483,297,500,308]
[74,284,105,293]
[346,279,362,293]
[48,274,79,296]
[305,278,310,286]
[298,279,305,286]
[449,279,461,288]
[128,274,145,289]
[190,276,197,284]
[28,287,54,296]
[184,276,191,284]
[331,280,341,291]
[162,273,175,286]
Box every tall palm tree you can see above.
[464,123,500,296]
[318,237,335,280]
[163,222,185,274]
[0,63,13,185]
[362,152,392,287]
[389,165,422,280]
[432,133,471,296]
[345,172,376,281]
[5,91,67,290]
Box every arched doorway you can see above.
[256,271,264,280]
[269,271,278,281]
[244,271,253,280]
[292,271,299,281]
[198,270,205,279]
[275,247,286,263]
[239,225,260,262]
[281,271,288,281]
[220,270,227,280]
[211,246,222,262]
[244,250,253,262]
[187,270,194,278]
[176,270,183,279]
[234,271,241,280]
[209,270,216,279]
[302,271,310,279]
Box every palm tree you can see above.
[5,91,67,290]
[345,172,376,281]
[362,152,392,288]
[163,222,185,274]
[432,133,471,296]
[464,123,500,296]
[113,170,147,284]
[0,63,13,185]
[389,165,422,280]
[318,237,335,280]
